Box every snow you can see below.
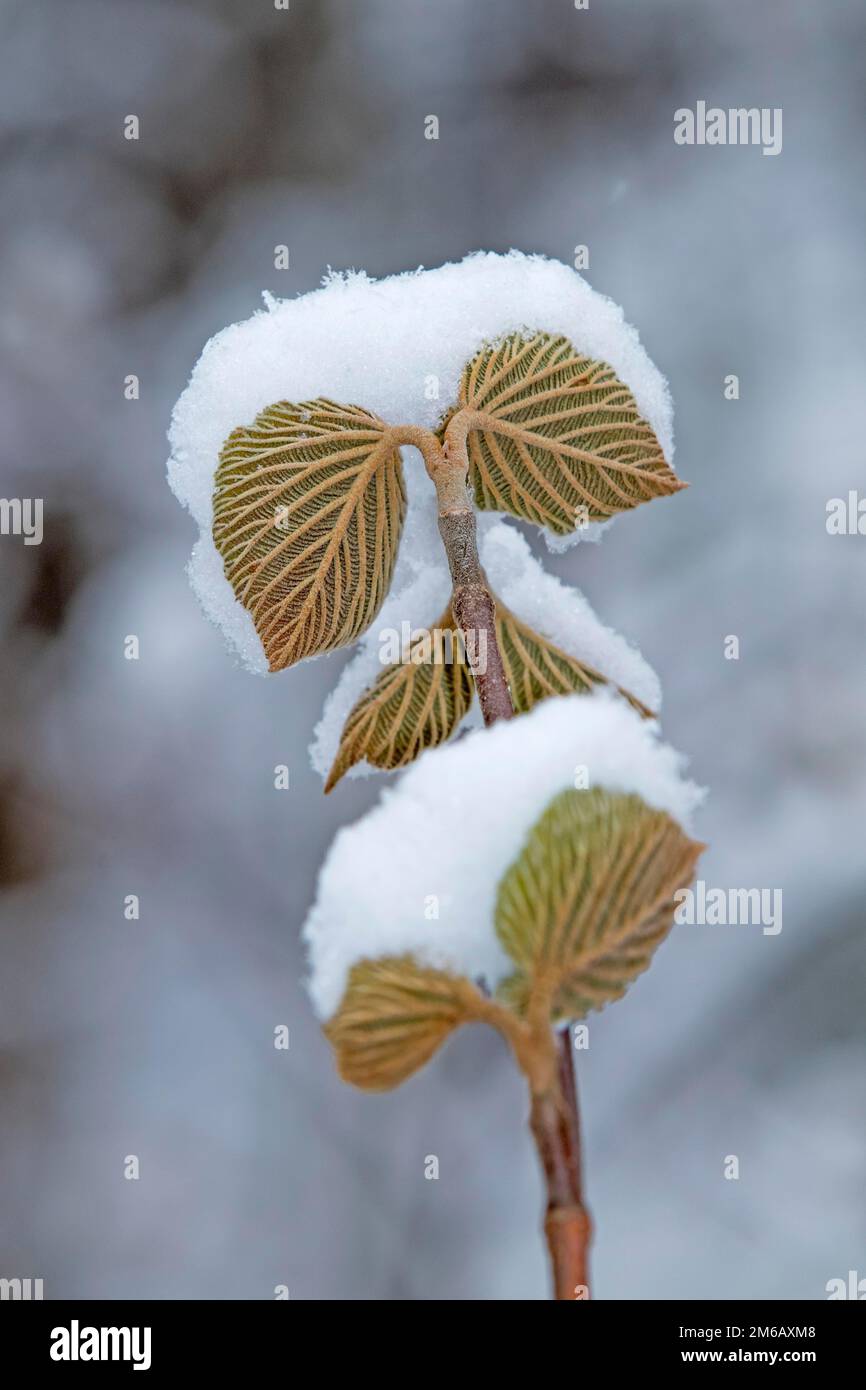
[309,521,661,780]
[303,692,704,1020]
[167,251,674,672]
[186,534,266,674]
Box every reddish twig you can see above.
[418,414,592,1300]
[530,1030,592,1299]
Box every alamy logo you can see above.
[379,621,487,672]
[674,102,782,156]
[826,1270,866,1299]
[674,880,782,936]
[0,497,43,545]
[50,1320,152,1371]
[826,491,866,535]
[0,1276,43,1299]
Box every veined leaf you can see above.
[325,606,474,791]
[326,956,481,1091]
[495,788,704,1021]
[495,603,653,719]
[449,332,683,534]
[213,399,406,670]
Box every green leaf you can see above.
[449,332,683,534]
[495,603,654,719]
[213,399,406,671]
[495,787,704,1021]
[325,956,481,1091]
[325,605,474,791]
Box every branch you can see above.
[529,1031,592,1300]
[434,415,515,725]
[393,415,592,1299]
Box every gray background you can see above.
[0,0,864,1299]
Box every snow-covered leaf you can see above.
[303,695,703,1022]
[496,603,653,719]
[213,399,406,670]
[495,787,704,1021]
[325,606,473,791]
[450,332,682,534]
[325,956,480,1090]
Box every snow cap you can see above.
[167,252,674,673]
[303,692,703,1020]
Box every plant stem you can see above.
[409,415,592,1299]
[389,422,514,726]
[433,458,514,724]
[438,505,515,725]
[529,1031,592,1299]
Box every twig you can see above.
[408,413,593,1300]
[530,1030,592,1299]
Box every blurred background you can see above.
[1,0,864,1300]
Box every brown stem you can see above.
[438,508,515,725]
[394,417,591,1298]
[529,1030,592,1300]
[388,420,512,724]
[433,416,514,725]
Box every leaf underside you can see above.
[213,399,406,670]
[448,331,682,534]
[324,605,473,791]
[325,956,478,1091]
[495,787,704,1021]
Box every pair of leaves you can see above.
[212,334,682,670]
[324,601,652,791]
[327,787,704,1090]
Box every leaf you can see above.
[325,606,474,791]
[449,331,683,534]
[495,603,654,719]
[495,787,704,1021]
[213,399,406,670]
[325,956,481,1091]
